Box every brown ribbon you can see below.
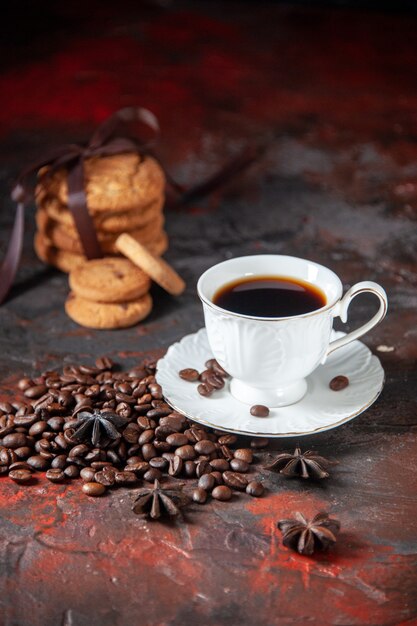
[1,107,160,304]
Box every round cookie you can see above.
[115,233,185,296]
[36,210,165,255]
[34,231,169,273]
[65,292,153,329]
[38,195,164,233]
[69,258,150,304]
[36,153,165,213]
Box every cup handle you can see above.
[325,281,388,359]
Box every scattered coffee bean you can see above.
[46,468,65,483]
[209,458,229,472]
[246,481,264,497]
[115,471,137,485]
[168,456,183,477]
[80,467,96,482]
[194,439,216,455]
[175,445,196,460]
[234,448,253,464]
[143,468,162,482]
[82,482,106,496]
[24,384,47,399]
[223,471,248,491]
[250,405,270,418]
[64,465,80,479]
[192,487,208,504]
[179,368,200,382]
[329,375,349,391]
[230,458,249,473]
[27,455,50,471]
[198,473,216,492]
[9,469,32,483]
[218,434,237,446]
[212,485,232,501]
[166,433,188,447]
[197,383,214,397]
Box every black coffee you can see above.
[213,275,326,318]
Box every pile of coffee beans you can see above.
[0,357,267,507]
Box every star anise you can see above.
[132,479,190,520]
[70,410,128,447]
[265,446,336,479]
[277,512,341,555]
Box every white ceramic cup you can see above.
[197,255,387,407]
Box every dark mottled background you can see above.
[0,2,416,625]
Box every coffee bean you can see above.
[2,433,28,449]
[198,473,216,492]
[234,449,253,464]
[80,467,96,482]
[0,447,17,465]
[209,459,229,472]
[206,359,229,378]
[168,456,183,477]
[141,443,157,461]
[0,401,14,413]
[9,461,32,472]
[9,469,32,483]
[166,433,188,447]
[47,416,65,431]
[194,439,216,455]
[329,375,349,391]
[82,482,106,496]
[196,460,212,478]
[143,468,162,482]
[223,471,248,491]
[250,405,270,417]
[95,357,114,370]
[51,454,67,469]
[212,485,232,501]
[175,445,196,460]
[115,471,137,485]
[159,415,186,432]
[137,416,155,430]
[126,462,150,475]
[184,460,196,477]
[149,456,168,470]
[69,444,89,458]
[230,458,249,473]
[95,469,115,486]
[138,429,155,445]
[184,428,207,443]
[220,445,234,461]
[153,440,171,452]
[246,481,264,497]
[197,383,214,397]
[146,407,171,419]
[0,465,8,475]
[218,434,237,446]
[27,455,50,470]
[192,488,207,504]
[210,471,223,485]
[17,377,33,391]
[64,465,80,478]
[24,384,47,399]
[46,468,65,483]
[205,373,225,390]
[179,368,199,382]
[250,437,269,449]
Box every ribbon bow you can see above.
[0,106,162,304]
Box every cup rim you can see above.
[197,254,343,322]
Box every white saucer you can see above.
[156,328,384,438]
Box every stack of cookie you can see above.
[65,235,185,329]
[34,153,168,273]
[66,258,153,329]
